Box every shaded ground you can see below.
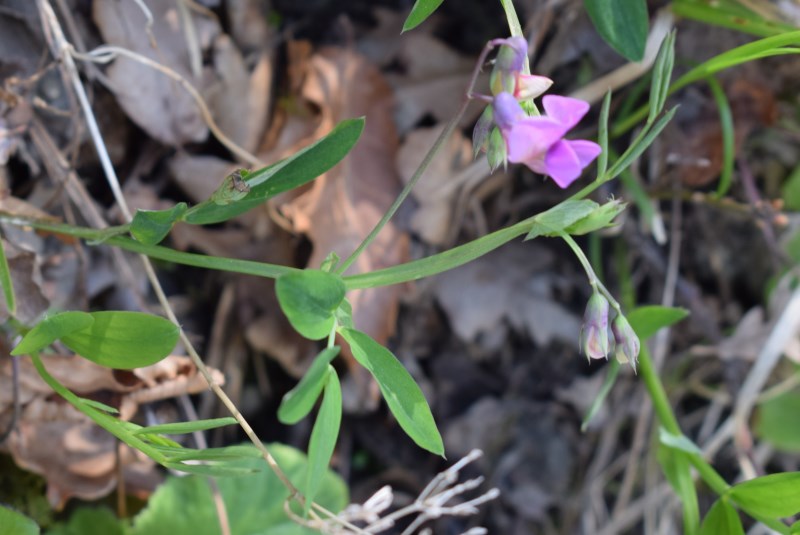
[2,0,800,534]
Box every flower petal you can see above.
[505,117,566,164]
[514,74,553,100]
[492,92,526,130]
[542,95,590,128]
[544,139,583,188]
[568,139,602,168]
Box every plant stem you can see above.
[499,0,529,73]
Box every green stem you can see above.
[559,231,622,312]
[336,98,469,275]
[500,0,529,73]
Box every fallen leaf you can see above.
[431,243,581,348]
[93,0,219,145]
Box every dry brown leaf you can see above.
[207,35,272,153]
[278,47,409,348]
[396,125,474,245]
[93,0,219,145]
[0,354,223,507]
[431,244,580,349]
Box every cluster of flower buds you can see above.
[472,37,601,189]
[581,291,641,370]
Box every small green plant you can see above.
[4,1,800,533]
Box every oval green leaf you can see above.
[134,417,238,436]
[0,506,39,535]
[130,203,188,245]
[340,328,444,456]
[11,311,94,356]
[729,472,800,518]
[183,118,364,225]
[756,391,800,452]
[402,0,445,32]
[305,368,342,514]
[584,0,649,61]
[278,347,340,424]
[699,499,744,535]
[276,271,346,340]
[60,311,179,369]
[627,306,689,341]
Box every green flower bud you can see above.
[612,315,640,371]
[581,292,610,361]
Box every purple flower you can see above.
[493,92,601,188]
[489,37,553,100]
[611,315,640,371]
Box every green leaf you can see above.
[657,445,700,533]
[164,462,258,477]
[340,328,444,456]
[597,91,612,178]
[276,271,346,340]
[626,305,689,340]
[134,417,237,436]
[729,472,800,518]
[582,360,620,431]
[781,163,800,211]
[649,32,676,123]
[130,203,188,245]
[0,505,39,535]
[60,311,179,369]
[335,299,354,330]
[0,238,16,315]
[699,499,744,535]
[659,427,703,455]
[46,508,125,535]
[305,368,342,514]
[131,443,348,535]
[563,199,627,236]
[79,398,119,414]
[402,0,445,32]
[11,312,94,356]
[584,0,649,61]
[525,200,599,240]
[278,347,340,424]
[183,119,364,225]
[158,444,263,463]
[756,391,800,451]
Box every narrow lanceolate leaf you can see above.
[699,499,744,535]
[133,417,238,436]
[626,306,689,341]
[130,203,188,245]
[11,311,94,356]
[182,118,364,225]
[60,311,179,369]
[728,472,800,518]
[340,328,444,456]
[279,347,340,424]
[276,270,346,340]
[0,238,15,314]
[657,445,700,533]
[525,199,599,240]
[402,0,445,32]
[164,461,258,478]
[584,0,649,61]
[596,91,612,179]
[305,368,342,514]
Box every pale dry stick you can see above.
[569,9,674,105]
[129,0,157,48]
[70,45,264,168]
[175,0,203,79]
[596,481,674,535]
[35,0,344,529]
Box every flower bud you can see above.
[489,37,528,95]
[612,315,640,370]
[514,74,553,101]
[581,292,610,360]
[472,105,494,157]
[486,127,506,172]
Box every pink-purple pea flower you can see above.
[492,92,602,188]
